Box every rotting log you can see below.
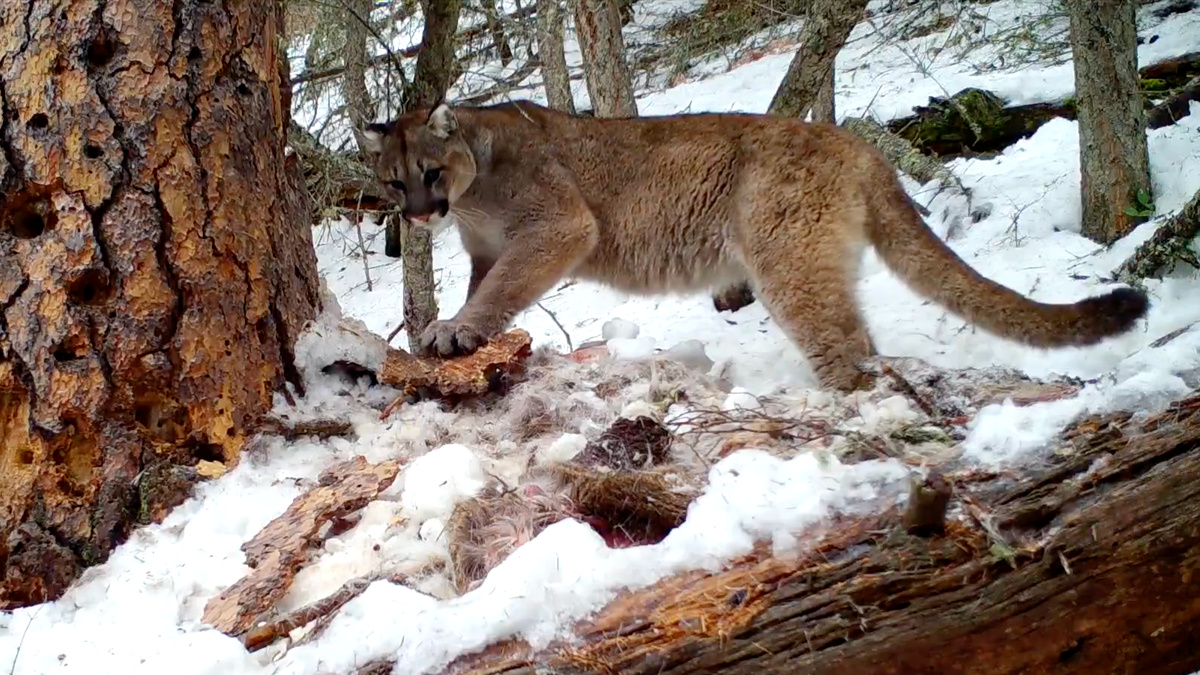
[1115,183,1200,283]
[202,456,404,636]
[422,392,1200,675]
[888,51,1200,159]
[885,92,1077,159]
[1146,75,1200,130]
[0,0,322,609]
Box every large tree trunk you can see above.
[571,0,638,117]
[0,0,321,609]
[436,393,1200,675]
[1065,0,1153,244]
[537,0,576,113]
[395,0,462,350]
[769,0,867,121]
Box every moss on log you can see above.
[888,52,1200,158]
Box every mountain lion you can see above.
[357,100,1149,392]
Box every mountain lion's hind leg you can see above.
[741,227,877,393]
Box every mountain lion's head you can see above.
[357,103,477,227]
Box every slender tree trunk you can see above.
[0,0,321,609]
[571,0,638,117]
[768,0,867,121]
[1065,0,1153,244]
[482,0,515,66]
[397,0,463,350]
[537,0,576,113]
[342,0,377,129]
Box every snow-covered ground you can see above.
[3,0,1199,673]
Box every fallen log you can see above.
[376,328,535,414]
[889,51,1200,158]
[1147,75,1200,129]
[885,88,1078,159]
[1114,183,1200,283]
[417,391,1200,675]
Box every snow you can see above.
[395,444,489,520]
[272,452,908,675]
[4,1,1200,674]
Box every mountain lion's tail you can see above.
[865,185,1149,348]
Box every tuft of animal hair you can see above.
[550,463,700,548]
[444,483,577,594]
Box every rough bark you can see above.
[0,0,322,609]
[202,456,404,636]
[395,0,463,349]
[433,393,1200,675]
[537,0,576,113]
[571,0,638,117]
[768,0,867,120]
[1115,184,1200,283]
[1065,0,1153,244]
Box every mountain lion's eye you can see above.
[388,180,406,192]
[423,168,442,185]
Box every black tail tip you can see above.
[1083,286,1151,334]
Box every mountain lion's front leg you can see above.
[418,213,598,358]
[465,255,494,303]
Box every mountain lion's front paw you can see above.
[417,319,489,358]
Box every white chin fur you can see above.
[414,212,454,235]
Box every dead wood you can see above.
[1146,75,1200,129]
[841,116,969,200]
[242,572,410,652]
[1138,50,1200,82]
[257,415,357,441]
[428,392,1200,675]
[202,456,403,636]
[376,329,535,415]
[1114,183,1200,283]
[882,89,1078,159]
[884,51,1200,160]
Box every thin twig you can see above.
[353,189,374,292]
[7,606,42,675]
[242,573,411,651]
[387,320,406,344]
[536,301,573,352]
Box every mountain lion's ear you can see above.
[355,122,390,156]
[427,103,458,139]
